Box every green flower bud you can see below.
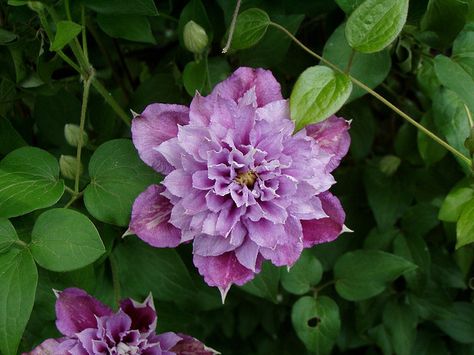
[59,155,83,180]
[27,1,45,12]
[64,124,88,147]
[379,155,401,176]
[183,20,208,54]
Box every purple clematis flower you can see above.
[25,288,218,355]
[128,67,350,300]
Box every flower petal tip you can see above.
[342,225,353,233]
[52,288,61,299]
[121,228,134,238]
[219,285,232,304]
[130,109,140,119]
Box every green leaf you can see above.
[281,250,323,295]
[0,117,27,155]
[183,60,207,96]
[30,208,105,272]
[434,55,474,116]
[439,179,474,222]
[345,0,409,53]
[84,139,160,226]
[114,238,197,304]
[231,8,270,50]
[456,198,474,249]
[383,301,418,355]
[401,203,439,238]
[323,22,391,101]
[0,218,18,253]
[435,302,474,344]
[240,262,280,303]
[50,21,82,52]
[417,113,447,165]
[0,29,17,45]
[336,0,366,14]
[292,296,340,354]
[82,0,158,16]
[178,0,213,48]
[0,248,37,355]
[97,14,155,44]
[0,147,65,218]
[290,65,352,130]
[334,250,416,301]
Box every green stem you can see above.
[74,72,93,193]
[109,254,121,305]
[81,5,89,65]
[222,0,242,53]
[64,191,84,209]
[64,185,75,195]
[203,53,212,93]
[345,49,356,73]
[12,239,28,250]
[269,22,473,168]
[91,80,131,126]
[465,104,474,128]
[64,0,72,21]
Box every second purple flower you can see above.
[128,67,350,300]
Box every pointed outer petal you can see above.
[155,332,182,351]
[75,328,98,354]
[120,294,157,335]
[258,200,288,224]
[302,191,346,248]
[276,175,297,197]
[189,92,214,126]
[235,239,260,272]
[104,310,132,342]
[129,184,181,248]
[169,202,191,231]
[171,333,220,355]
[131,104,189,174]
[288,196,328,221]
[208,96,238,139]
[305,115,351,172]
[25,338,64,355]
[55,288,112,336]
[178,125,218,162]
[213,67,283,107]
[193,234,238,256]
[230,221,247,246]
[155,138,184,171]
[216,202,245,237]
[202,212,219,236]
[259,217,303,267]
[244,219,284,249]
[193,252,256,294]
[192,170,214,190]
[162,169,192,198]
[255,100,294,133]
[181,191,207,214]
[205,191,227,213]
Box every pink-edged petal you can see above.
[235,238,260,272]
[131,103,189,174]
[162,169,193,198]
[192,170,214,190]
[213,67,283,107]
[120,294,157,335]
[75,328,97,354]
[302,192,346,248]
[55,288,112,336]
[305,115,350,172]
[193,234,238,256]
[128,185,181,248]
[259,217,303,267]
[24,338,64,355]
[189,92,214,126]
[288,196,327,220]
[171,333,220,355]
[245,219,283,249]
[193,252,257,302]
[156,332,183,351]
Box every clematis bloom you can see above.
[25,288,217,355]
[129,67,350,300]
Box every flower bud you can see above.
[60,155,83,180]
[379,155,401,176]
[64,124,88,147]
[183,21,208,54]
[27,1,45,12]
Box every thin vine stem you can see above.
[465,104,474,128]
[109,254,122,305]
[269,21,473,168]
[222,0,242,53]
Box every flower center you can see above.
[235,170,257,188]
[117,342,139,355]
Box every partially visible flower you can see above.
[183,20,209,54]
[64,123,88,147]
[129,67,350,300]
[59,155,83,180]
[24,288,218,355]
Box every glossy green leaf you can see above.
[435,303,474,344]
[292,296,340,354]
[30,208,105,272]
[323,22,391,101]
[0,248,37,355]
[439,179,474,222]
[183,60,207,96]
[240,262,280,303]
[50,21,82,52]
[456,198,474,249]
[335,0,365,14]
[290,65,352,130]
[0,218,18,253]
[417,113,447,165]
[97,14,155,44]
[114,238,197,304]
[345,0,409,53]
[82,0,158,15]
[0,147,64,218]
[383,302,418,355]
[281,250,323,295]
[0,117,27,155]
[84,139,160,226]
[231,8,270,50]
[0,29,17,45]
[334,250,416,301]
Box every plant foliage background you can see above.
[0,0,474,354]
